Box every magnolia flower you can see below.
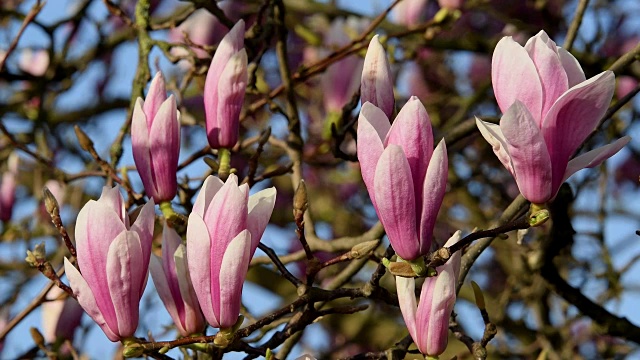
[187,175,276,328]
[396,231,461,356]
[393,0,428,27]
[131,71,181,203]
[204,20,248,149]
[64,186,155,341]
[42,286,83,344]
[357,98,448,261]
[19,48,49,76]
[321,18,365,113]
[477,30,630,204]
[0,153,18,223]
[150,223,205,337]
[361,35,394,119]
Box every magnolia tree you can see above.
[1,0,639,358]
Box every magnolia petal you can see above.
[149,255,184,335]
[524,31,569,120]
[186,213,217,327]
[143,72,167,124]
[557,47,585,87]
[396,276,419,341]
[204,20,245,141]
[475,118,515,175]
[130,199,155,295]
[218,229,251,328]
[415,235,459,356]
[74,200,125,326]
[373,145,420,260]
[361,35,394,118]
[65,258,120,342]
[357,103,388,208]
[98,186,127,225]
[106,231,145,338]
[174,244,205,335]
[247,187,276,256]
[542,71,615,193]
[386,96,434,210]
[563,136,631,183]
[416,272,455,355]
[500,101,553,204]
[131,98,156,199]
[204,175,248,320]
[212,49,247,148]
[492,36,543,120]
[161,224,186,326]
[419,140,447,255]
[192,175,225,217]
[148,95,180,202]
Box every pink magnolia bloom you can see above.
[357,98,448,261]
[42,286,84,344]
[204,20,248,149]
[131,71,181,203]
[150,223,205,336]
[396,231,461,356]
[321,18,365,113]
[477,30,631,204]
[393,0,428,27]
[0,154,18,222]
[187,174,276,328]
[19,48,49,76]
[64,186,155,342]
[361,35,395,119]
[438,0,464,9]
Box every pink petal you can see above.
[192,175,224,217]
[373,145,419,260]
[148,95,180,202]
[98,186,128,225]
[246,187,276,257]
[418,140,447,255]
[205,175,248,319]
[143,72,167,126]
[218,229,251,328]
[524,31,569,121]
[361,35,395,118]
[186,212,217,327]
[65,258,120,342]
[542,71,615,193]
[74,201,125,328]
[475,118,515,175]
[212,49,247,148]
[557,47,585,87]
[149,255,183,334]
[131,98,156,198]
[500,101,553,204]
[386,96,434,216]
[395,276,418,342]
[204,20,245,146]
[415,233,459,356]
[130,199,155,295]
[106,231,145,337]
[563,136,631,183]
[357,102,389,209]
[492,36,543,121]
[174,244,205,335]
[160,224,186,328]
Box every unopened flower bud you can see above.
[349,240,379,259]
[30,327,45,348]
[42,186,60,217]
[123,343,145,358]
[26,243,46,267]
[73,125,94,152]
[293,180,308,220]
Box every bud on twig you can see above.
[349,240,379,259]
[293,180,308,221]
[42,186,59,217]
[73,125,94,152]
[25,242,46,267]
